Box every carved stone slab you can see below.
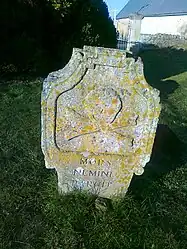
[41,46,161,198]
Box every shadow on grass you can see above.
[129,124,187,198]
[139,46,187,101]
[140,46,187,82]
[129,46,187,198]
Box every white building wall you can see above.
[117,15,187,37]
[116,19,129,38]
[141,16,187,36]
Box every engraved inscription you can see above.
[73,169,112,178]
[80,158,105,166]
[72,180,113,188]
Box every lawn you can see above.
[0,47,187,249]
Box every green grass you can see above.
[1,47,187,249]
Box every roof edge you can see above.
[116,11,187,20]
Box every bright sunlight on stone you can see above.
[41,46,161,198]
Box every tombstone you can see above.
[41,46,161,198]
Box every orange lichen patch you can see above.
[95,99,101,105]
[112,98,118,105]
[116,118,130,127]
[81,125,96,133]
[148,112,156,119]
[111,121,120,128]
[125,79,131,86]
[130,78,138,84]
[41,100,47,107]
[104,108,115,116]
[135,148,143,155]
[145,135,156,151]
[139,82,149,89]
[118,162,127,171]
[154,110,161,116]
[47,149,54,161]
[47,122,55,133]
[55,90,61,95]
[47,106,54,112]
[118,148,126,155]
[117,175,133,184]
[117,61,124,68]
[137,75,145,81]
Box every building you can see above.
[116,0,187,49]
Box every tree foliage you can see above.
[0,0,116,76]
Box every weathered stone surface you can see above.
[41,46,161,198]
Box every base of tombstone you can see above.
[55,166,134,199]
